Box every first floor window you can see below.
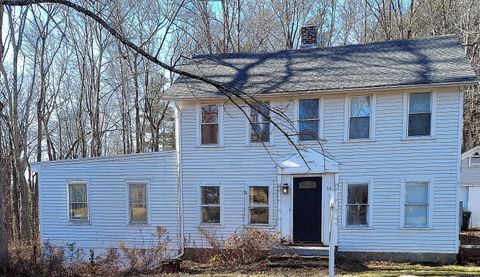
[349,96,371,139]
[249,186,269,224]
[201,186,220,224]
[346,183,369,226]
[201,104,219,144]
[68,182,88,221]
[250,102,270,143]
[129,183,147,223]
[404,182,429,227]
[408,92,431,137]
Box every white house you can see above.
[461,146,480,229]
[32,33,478,264]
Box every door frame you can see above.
[289,174,326,244]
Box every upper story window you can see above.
[129,183,148,224]
[404,182,429,228]
[249,186,269,225]
[346,183,369,227]
[349,96,371,139]
[299,99,319,141]
[201,186,221,224]
[201,105,219,144]
[250,102,270,143]
[68,182,88,222]
[408,92,431,137]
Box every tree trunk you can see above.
[0,112,8,273]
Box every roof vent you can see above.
[300,25,317,48]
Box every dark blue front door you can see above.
[293,177,322,243]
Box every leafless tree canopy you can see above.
[0,0,479,270]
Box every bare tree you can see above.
[0,0,478,272]
[0,99,8,274]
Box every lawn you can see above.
[175,260,480,276]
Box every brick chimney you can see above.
[300,25,317,48]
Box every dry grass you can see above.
[176,260,480,276]
[6,241,480,277]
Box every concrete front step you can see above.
[270,246,330,257]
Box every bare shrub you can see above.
[226,228,280,264]
[79,248,121,277]
[117,226,170,275]
[5,226,171,277]
[7,240,81,277]
[199,227,280,265]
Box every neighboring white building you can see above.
[461,146,480,229]
[32,34,478,263]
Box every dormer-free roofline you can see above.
[166,81,473,102]
[165,35,478,101]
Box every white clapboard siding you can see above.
[179,87,462,254]
[460,148,480,228]
[37,151,180,258]
[461,156,480,186]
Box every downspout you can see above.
[172,101,184,259]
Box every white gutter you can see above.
[172,101,185,260]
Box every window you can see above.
[201,186,220,224]
[470,156,480,167]
[346,183,369,226]
[201,105,219,144]
[349,96,371,139]
[250,102,270,143]
[299,99,319,141]
[68,183,88,221]
[249,186,269,224]
[404,182,429,228]
[408,92,431,137]
[129,183,147,223]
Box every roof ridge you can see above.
[191,34,459,60]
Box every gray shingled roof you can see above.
[165,35,477,100]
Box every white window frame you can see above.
[197,103,223,146]
[295,98,324,143]
[342,180,373,228]
[403,91,436,139]
[400,178,433,229]
[66,181,90,224]
[344,94,376,141]
[198,184,222,225]
[126,181,150,225]
[469,156,480,168]
[246,101,273,145]
[247,185,272,226]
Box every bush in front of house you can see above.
[4,226,171,277]
[199,227,280,265]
